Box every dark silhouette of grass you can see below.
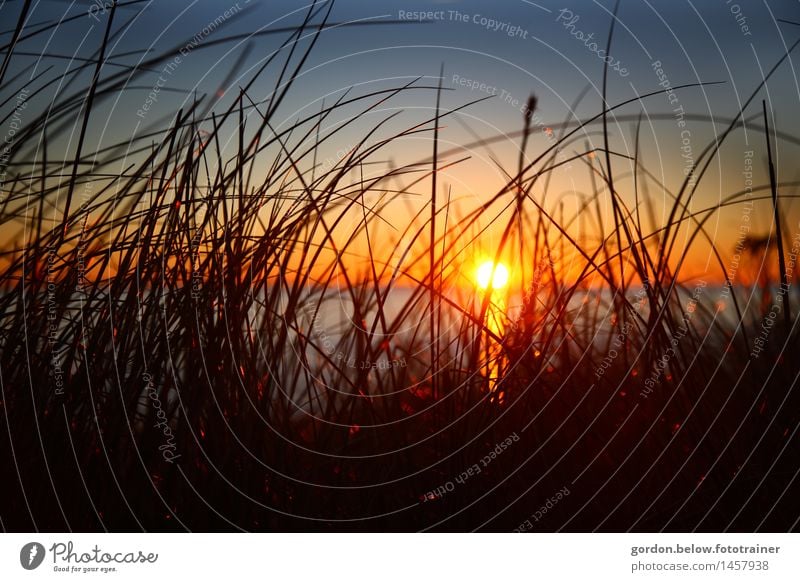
[1,0,799,532]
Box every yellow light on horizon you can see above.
[476,260,509,290]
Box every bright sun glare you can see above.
[476,261,509,290]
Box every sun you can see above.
[476,260,510,290]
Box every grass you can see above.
[1,0,799,532]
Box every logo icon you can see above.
[20,542,45,570]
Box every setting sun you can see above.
[476,260,510,290]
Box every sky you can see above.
[2,0,800,283]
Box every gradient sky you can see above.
[2,0,800,282]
